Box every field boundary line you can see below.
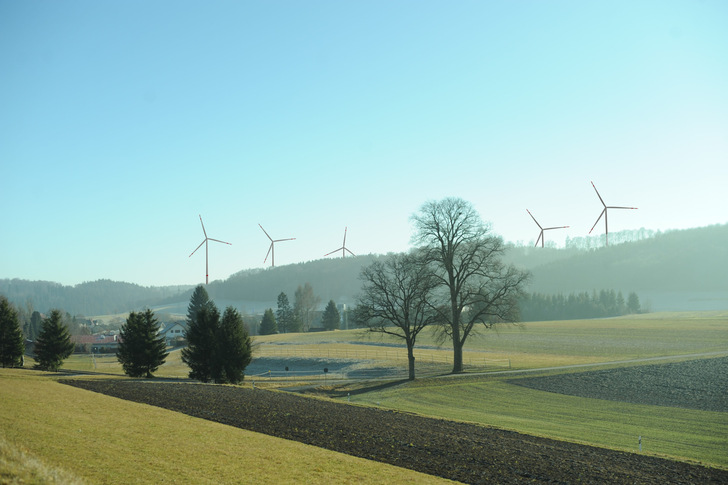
[436,350,728,379]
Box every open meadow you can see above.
[2,311,726,482]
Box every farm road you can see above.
[436,350,728,379]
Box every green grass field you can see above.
[5,311,726,481]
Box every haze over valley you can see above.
[3,224,726,318]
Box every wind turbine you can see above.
[324,227,355,258]
[589,181,638,246]
[259,224,295,267]
[526,209,569,247]
[189,214,231,284]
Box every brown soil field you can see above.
[62,379,728,484]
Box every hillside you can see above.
[2,224,726,315]
[521,224,728,311]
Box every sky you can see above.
[2,1,727,287]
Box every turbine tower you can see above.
[259,224,295,267]
[526,209,569,247]
[324,227,355,258]
[589,181,638,246]
[189,214,231,284]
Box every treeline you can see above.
[519,290,642,322]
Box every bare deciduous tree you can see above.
[412,197,529,373]
[356,251,439,380]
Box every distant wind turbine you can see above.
[526,209,569,247]
[189,215,231,284]
[324,227,355,258]
[259,224,295,267]
[588,181,638,246]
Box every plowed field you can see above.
[512,356,728,412]
[62,379,728,484]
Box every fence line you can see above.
[253,347,511,369]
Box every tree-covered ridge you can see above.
[0,279,192,316]
[2,224,726,316]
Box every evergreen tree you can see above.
[187,285,213,329]
[321,300,340,331]
[627,292,641,314]
[259,308,278,335]
[214,306,252,384]
[276,292,295,333]
[24,311,42,341]
[0,296,25,368]
[182,304,219,383]
[116,309,169,378]
[34,310,74,371]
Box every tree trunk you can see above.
[451,316,463,373]
[407,345,416,380]
[452,338,464,373]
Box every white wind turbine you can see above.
[259,224,295,267]
[324,227,355,258]
[526,209,569,247]
[589,181,638,246]
[189,214,231,284]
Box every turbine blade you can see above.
[345,248,356,257]
[259,224,273,241]
[189,240,205,257]
[273,237,295,243]
[543,226,569,230]
[208,238,232,245]
[343,227,348,246]
[591,181,607,208]
[263,244,272,263]
[589,210,605,234]
[324,247,343,257]
[526,209,542,229]
[199,215,208,238]
[607,206,638,210]
[534,231,543,247]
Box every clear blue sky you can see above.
[2,1,726,287]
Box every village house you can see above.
[159,321,187,347]
[72,334,121,353]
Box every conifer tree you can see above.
[258,308,278,335]
[117,309,169,378]
[214,306,252,384]
[187,285,213,329]
[34,310,74,371]
[321,300,340,331]
[182,304,219,383]
[0,296,25,368]
[276,292,295,333]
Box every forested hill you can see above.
[207,254,383,305]
[0,279,192,316]
[3,224,726,315]
[516,224,728,311]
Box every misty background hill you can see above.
[2,224,726,316]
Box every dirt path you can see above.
[62,379,728,484]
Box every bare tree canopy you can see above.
[356,251,439,380]
[412,197,530,373]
